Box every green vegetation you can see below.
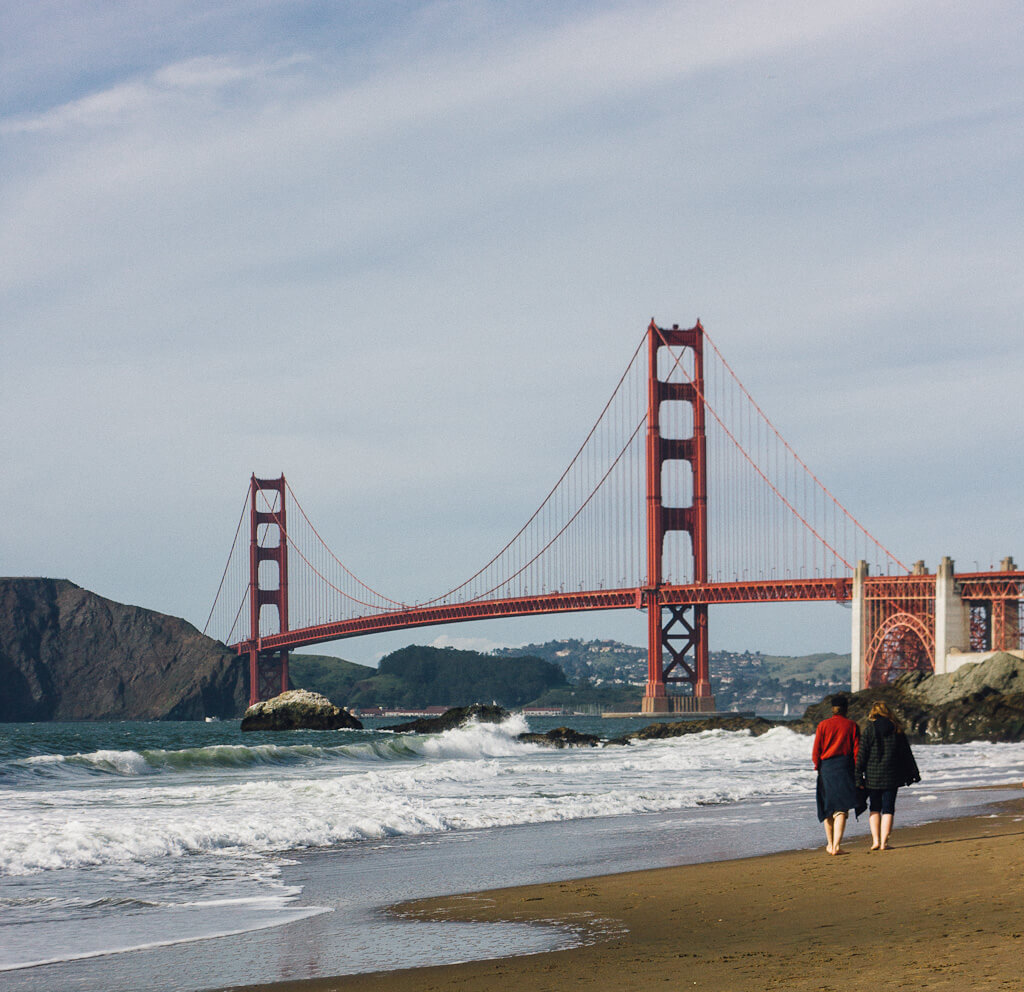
[288,653,375,703]
[757,653,849,682]
[289,645,568,710]
[362,646,568,709]
[518,680,641,712]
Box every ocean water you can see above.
[2,716,1022,991]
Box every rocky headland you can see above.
[0,577,246,721]
[789,651,1024,743]
[611,653,1024,746]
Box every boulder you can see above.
[240,689,362,731]
[900,652,1024,706]
[385,703,507,733]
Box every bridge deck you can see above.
[233,577,855,654]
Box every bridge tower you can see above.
[642,321,715,713]
[247,474,290,706]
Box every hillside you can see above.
[758,652,850,682]
[497,639,850,712]
[0,578,247,721]
[289,645,568,710]
[292,640,851,714]
[288,653,375,703]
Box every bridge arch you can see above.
[865,611,934,687]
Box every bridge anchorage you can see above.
[853,556,1024,688]
[206,320,1022,709]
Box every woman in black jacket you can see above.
[855,701,921,851]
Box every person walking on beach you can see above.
[855,700,921,851]
[812,694,860,856]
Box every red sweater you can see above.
[812,714,859,769]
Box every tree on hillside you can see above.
[288,654,375,704]
[346,645,568,709]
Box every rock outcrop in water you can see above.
[240,689,362,731]
[385,703,508,733]
[789,652,1024,744]
[0,577,247,721]
[517,725,601,747]
[608,715,776,745]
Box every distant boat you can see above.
[204,716,220,723]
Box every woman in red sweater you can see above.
[812,694,860,855]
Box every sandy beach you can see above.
[224,793,1024,992]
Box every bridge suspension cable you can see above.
[701,329,907,575]
[202,490,250,642]
[414,333,650,608]
[204,322,908,648]
[651,329,908,583]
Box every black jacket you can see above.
[855,716,921,791]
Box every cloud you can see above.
[429,634,508,654]
[3,55,307,135]
[1,0,1021,664]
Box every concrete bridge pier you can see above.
[934,556,971,675]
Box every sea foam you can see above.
[2,721,1022,877]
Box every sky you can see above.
[2,1,1021,667]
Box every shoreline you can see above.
[221,790,1024,992]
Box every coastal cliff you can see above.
[0,577,247,721]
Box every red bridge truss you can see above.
[205,320,1022,707]
[855,564,1024,687]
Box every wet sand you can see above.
[224,793,1024,992]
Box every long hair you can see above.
[867,700,902,733]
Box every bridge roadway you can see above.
[232,576,853,656]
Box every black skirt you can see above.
[816,754,857,821]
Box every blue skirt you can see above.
[816,754,857,821]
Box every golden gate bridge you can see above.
[204,321,1023,707]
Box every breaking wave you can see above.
[1,716,532,785]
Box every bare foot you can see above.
[869,844,880,851]
[830,847,849,856]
